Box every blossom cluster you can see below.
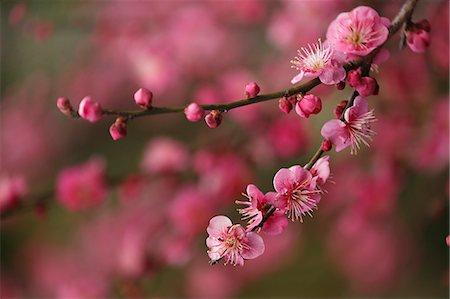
[206,156,330,265]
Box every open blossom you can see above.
[56,158,107,211]
[206,216,265,266]
[273,166,320,222]
[321,96,376,155]
[235,184,288,235]
[291,39,346,85]
[326,6,390,57]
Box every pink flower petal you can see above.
[207,215,232,237]
[241,232,265,259]
[273,168,294,193]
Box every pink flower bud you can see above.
[245,82,260,98]
[347,69,362,87]
[78,96,102,123]
[109,117,127,140]
[134,88,153,108]
[278,98,293,114]
[321,139,332,152]
[446,235,450,247]
[336,81,346,90]
[355,77,379,97]
[333,100,348,119]
[205,110,222,128]
[184,102,204,122]
[295,94,322,118]
[56,97,74,117]
[406,29,430,53]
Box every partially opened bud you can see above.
[406,19,431,53]
[184,102,204,122]
[57,97,74,117]
[205,110,222,128]
[278,98,293,114]
[109,117,127,140]
[245,82,260,98]
[295,94,322,118]
[78,96,102,123]
[134,88,153,108]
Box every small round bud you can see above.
[184,102,205,122]
[57,97,74,117]
[78,96,102,123]
[295,94,322,118]
[333,100,348,119]
[278,98,293,114]
[321,139,332,152]
[245,82,260,98]
[134,88,153,108]
[336,81,346,90]
[109,117,127,140]
[205,110,222,128]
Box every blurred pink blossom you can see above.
[56,158,107,211]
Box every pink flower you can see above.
[184,102,205,122]
[295,94,322,118]
[235,184,288,235]
[56,158,107,211]
[310,156,331,186]
[140,137,188,174]
[291,39,346,85]
[78,96,102,123]
[206,215,265,266]
[0,175,27,213]
[406,20,431,53]
[133,87,153,108]
[245,82,260,98]
[321,96,376,154]
[273,166,320,222]
[326,6,390,57]
[109,117,127,140]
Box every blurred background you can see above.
[1,0,448,298]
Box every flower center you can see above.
[291,39,333,72]
[348,29,366,46]
[225,236,237,248]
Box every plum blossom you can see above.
[273,166,320,222]
[56,158,107,211]
[321,96,376,155]
[235,184,288,235]
[326,6,390,57]
[206,215,265,266]
[291,39,346,85]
